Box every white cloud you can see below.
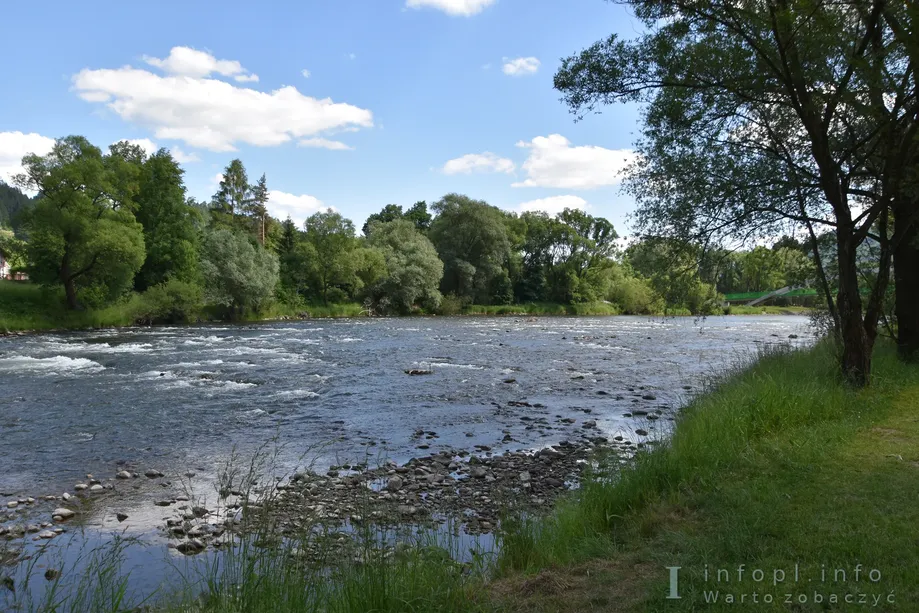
[298,137,353,150]
[0,131,56,185]
[73,56,373,152]
[347,53,357,60]
[210,173,224,187]
[143,46,258,82]
[515,195,588,216]
[267,190,330,227]
[512,134,637,189]
[442,152,514,175]
[170,146,200,163]
[502,57,540,76]
[405,0,496,16]
[301,69,311,78]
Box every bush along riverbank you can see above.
[4,340,917,612]
[0,280,812,334]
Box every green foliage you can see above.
[200,229,280,316]
[429,194,512,304]
[132,148,200,291]
[133,279,203,324]
[605,265,662,314]
[0,181,35,233]
[366,219,444,313]
[303,209,366,303]
[0,227,27,272]
[17,136,146,309]
[626,238,721,314]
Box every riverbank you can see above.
[5,339,916,611]
[487,341,919,611]
[0,280,812,334]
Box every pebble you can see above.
[145,470,165,479]
[74,484,88,491]
[116,471,132,479]
[89,484,104,492]
[52,508,75,520]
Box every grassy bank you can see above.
[0,281,141,332]
[490,341,919,611]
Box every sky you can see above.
[0,0,645,236]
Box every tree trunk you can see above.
[836,230,872,386]
[60,247,79,310]
[893,203,919,361]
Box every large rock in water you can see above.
[52,508,75,520]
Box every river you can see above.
[0,315,810,606]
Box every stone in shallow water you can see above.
[89,484,104,492]
[52,508,75,520]
[635,429,649,436]
[116,471,132,479]
[37,530,56,539]
[145,469,165,479]
[176,539,205,555]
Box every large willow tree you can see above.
[556,0,918,385]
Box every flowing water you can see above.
[0,315,811,605]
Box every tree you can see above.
[405,201,432,232]
[248,174,269,245]
[278,216,298,255]
[428,194,512,304]
[0,182,35,234]
[627,238,721,314]
[365,219,443,313]
[362,204,404,236]
[213,159,250,217]
[15,136,146,309]
[199,228,279,316]
[0,227,27,274]
[303,209,359,302]
[555,0,917,385]
[132,148,199,291]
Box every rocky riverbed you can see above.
[1,431,649,565]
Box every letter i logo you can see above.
[667,567,682,599]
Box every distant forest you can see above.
[1,136,820,322]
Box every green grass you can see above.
[0,280,142,332]
[490,342,919,611]
[723,305,813,315]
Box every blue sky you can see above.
[0,0,644,236]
